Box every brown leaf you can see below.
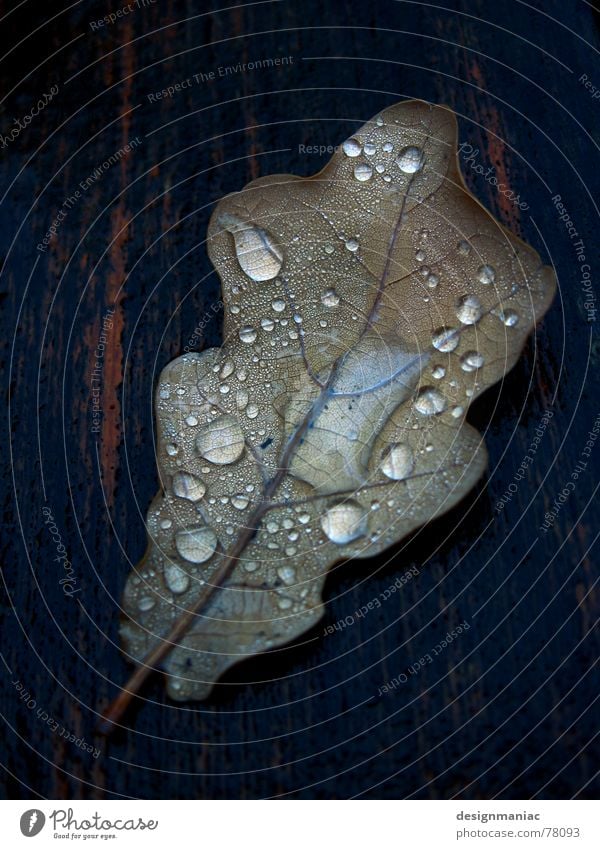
[116,101,555,708]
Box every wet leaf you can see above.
[118,101,555,704]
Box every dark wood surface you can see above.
[1,0,598,799]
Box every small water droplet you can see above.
[220,361,234,379]
[363,142,376,156]
[460,351,485,372]
[456,295,482,325]
[381,443,414,480]
[138,596,155,612]
[345,238,359,252]
[427,273,439,289]
[160,518,172,530]
[477,264,496,285]
[457,240,471,256]
[195,415,245,465]
[221,214,283,282]
[246,403,259,419]
[277,565,296,586]
[175,526,218,563]
[231,493,250,510]
[382,142,393,153]
[415,387,447,415]
[298,512,310,524]
[451,405,464,418]
[261,317,275,332]
[165,443,179,456]
[396,146,424,173]
[172,471,206,502]
[415,249,425,262]
[272,298,286,313]
[185,414,198,427]
[432,327,459,352]
[342,138,362,157]
[321,289,340,307]
[321,501,368,544]
[431,365,446,379]
[164,563,190,594]
[354,162,373,182]
[239,325,257,343]
[502,309,519,326]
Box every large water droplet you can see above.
[456,295,482,325]
[164,563,190,594]
[460,351,485,372]
[231,493,250,510]
[477,264,496,285]
[220,214,283,281]
[195,415,245,465]
[342,138,362,157]
[321,289,340,307]
[175,526,218,563]
[172,471,206,502]
[396,146,425,173]
[354,162,373,182]
[239,325,257,344]
[415,387,447,415]
[432,326,459,352]
[321,501,368,544]
[381,443,414,480]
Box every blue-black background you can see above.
[0,0,598,798]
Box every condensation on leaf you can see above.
[120,101,556,702]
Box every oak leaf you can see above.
[114,101,555,711]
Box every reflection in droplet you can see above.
[221,214,283,281]
[415,387,447,415]
[456,295,482,325]
[396,146,425,173]
[175,526,218,563]
[239,325,257,344]
[354,162,373,182]
[342,138,362,157]
[432,327,459,352]
[321,289,340,307]
[381,443,414,480]
[460,351,485,372]
[321,501,368,544]
[164,563,190,594]
[195,415,245,465]
[172,471,206,502]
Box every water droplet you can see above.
[246,403,259,419]
[220,361,234,379]
[164,563,190,594]
[185,414,198,427]
[431,364,446,379]
[396,146,425,173]
[456,294,482,325]
[138,596,155,612]
[342,138,362,157]
[457,240,471,256]
[231,493,250,510]
[345,238,359,252]
[354,162,373,182]
[172,471,206,502]
[415,249,425,262]
[298,512,310,524]
[383,142,393,153]
[321,289,340,307]
[502,309,519,326]
[261,317,275,332]
[160,518,172,530]
[175,526,218,563]
[432,326,459,352]
[159,387,170,400]
[477,264,496,285]
[321,501,368,544]
[381,443,414,480]
[221,214,283,282]
[277,565,296,586]
[460,351,485,372]
[324,243,335,254]
[236,390,249,410]
[239,325,257,344]
[427,273,439,288]
[451,405,464,418]
[195,415,245,465]
[363,142,376,156]
[165,443,179,456]
[415,387,447,415]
